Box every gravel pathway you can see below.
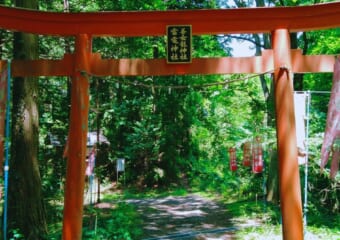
[125,194,239,240]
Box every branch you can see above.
[220,35,266,49]
[302,32,308,55]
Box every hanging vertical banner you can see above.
[252,136,263,173]
[321,57,340,179]
[294,92,307,165]
[228,147,237,171]
[85,147,96,177]
[167,25,192,64]
[242,141,252,167]
[0,63,7,174]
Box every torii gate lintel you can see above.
[1,49,336,77]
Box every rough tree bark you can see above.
[7,0,48,239]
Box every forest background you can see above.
[0,0,339,239]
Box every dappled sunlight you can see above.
[167,209,205,217]
[94,202,115,209]
[125,194,237,239]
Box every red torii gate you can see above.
[0,2,339,240]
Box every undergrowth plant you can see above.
[82,202,143,240]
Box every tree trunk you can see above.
[291,32,304,91]
[266,148,280,203]
[7,0,48,239]
[250,0,280,202]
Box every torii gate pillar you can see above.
[272,29,303,240]
[62,34,91,240]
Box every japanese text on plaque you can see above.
[167,25,192,63]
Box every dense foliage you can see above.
[0,0,338,238]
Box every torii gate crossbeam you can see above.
[0,3,339,36]
[0,2,339,240]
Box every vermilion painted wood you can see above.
[62,34,90,240]
[11,54,74,77]
[0,3,339,36]
[273,29,303,240]
[291,50,337,73]
[0,3,338,240]
[2,51,336,77]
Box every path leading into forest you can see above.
[124,194,258,240]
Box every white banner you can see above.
[117,158,125,172]
[294,93,307,165]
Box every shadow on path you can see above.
[125,194,238,240]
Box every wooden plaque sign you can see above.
[167,25,192,63]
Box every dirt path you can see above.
[125,194,239,240]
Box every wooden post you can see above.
[62,34,91,240]
[272,29,303,240]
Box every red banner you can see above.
[252,136,263,173]
[321,57,340,179]
[228,147,237,171]
[0,63,8,175]
[242,141,252,167]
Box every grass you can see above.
[44,186,339,239]
[235,224,340,240]
[99,187,339,239]
[46,186,187,239]
[82,202,143,240]
[227,199,340,240]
